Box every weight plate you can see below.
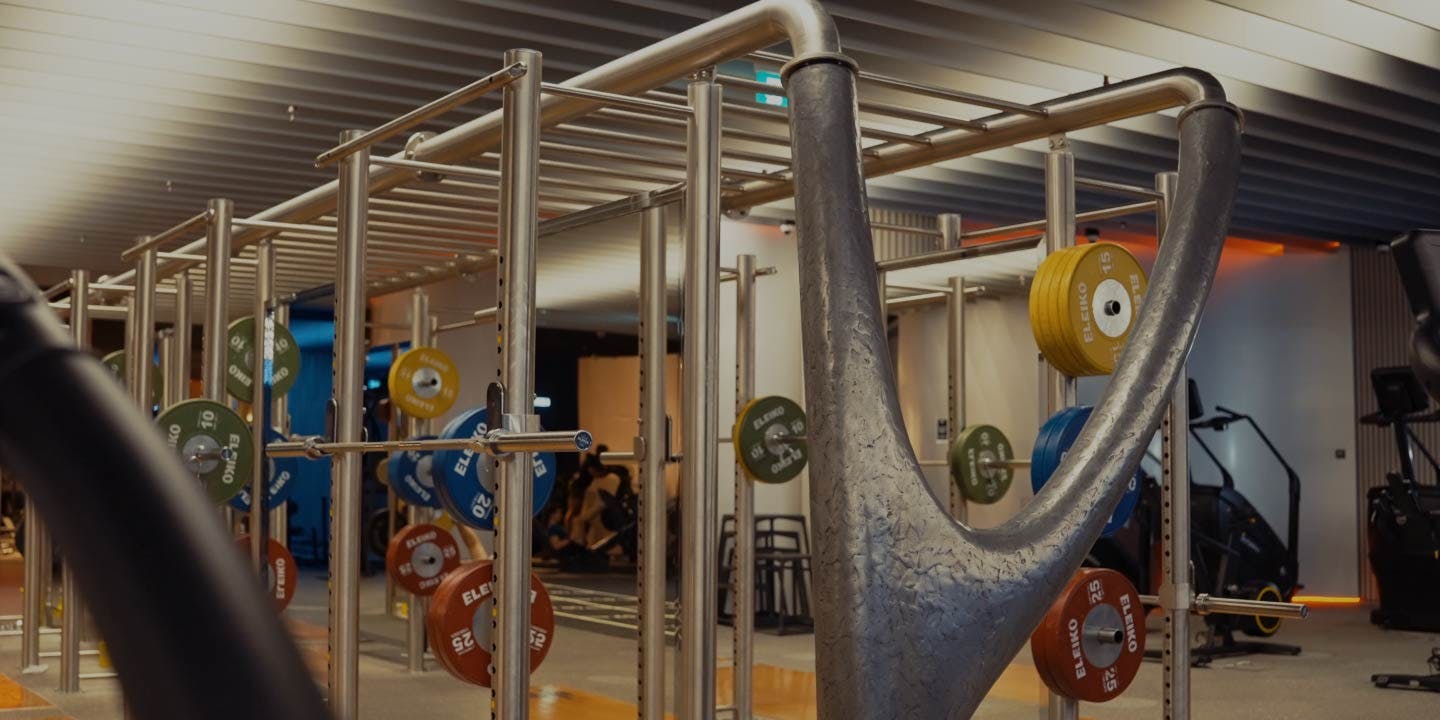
[1068,244,1146,376]
[732,395,808,484]
[386,523,461,596]
[1030,568,1145,703]
[386,436,442,509]
[234,535,296,612]
[1030,406,1141,536]
[100,350,163,406]
[1031,248,1075,375]
[225,316,301,402]
[1039,245,1094,376]
[432,408,557,530]
[388,347,460,420]
[948,424,1014,504]
[427,561,555,687]
[229,427,299,513]
[158,398,253,505]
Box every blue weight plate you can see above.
[432,408,557,530]
[230,428,300,512]
[387,435,442,509]
[1030,406,1083,491]
[1030,405,1141,536]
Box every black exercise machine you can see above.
[1185,379,1303,660]
[1367,229,1440,694]
[1093,379,1303,664]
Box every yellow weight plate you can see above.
[1052,244,1098,376]
[1029,250,1070,367]
[1064,243,1147,376]
[388,346,460,420]
[1033,246,1089,377]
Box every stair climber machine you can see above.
[1088,378,1303,664]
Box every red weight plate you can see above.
[1030,568,1145,703]
[386,523,462,596]
[234,535,297,612]
[427,561,556,687]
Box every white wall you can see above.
[371,270,499,435]
[895,295,1040,528]
[717,219,809,524]
[1183,247,1357,597]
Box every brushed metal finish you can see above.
[638,205,668,720]
[329,129,369,720]
[785,55,1240,717]
[732,254,757,720]
[202,200,232,402]
[495,47,543,720]
[680,77,722,720]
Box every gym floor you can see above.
[0,563,1435,720]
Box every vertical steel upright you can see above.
[131,243,158,413]
[946,273,967,522]
[250,241,275,572]
[731,254,757,720]
[330,129,369,720]
[637,205,667,720]
[203,199,233,402]
[271,302,291,546]
[172,271,192,404]
[47,270,87,686]
[494,47,542,720]
[1155,170,1191,720]
[1043,135,1079,720]
[406,288,431,673]
[680,74,721,720]
[158,330,176,408]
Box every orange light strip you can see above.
[1291,595,1364,606]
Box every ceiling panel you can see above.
[3,0,1437,326]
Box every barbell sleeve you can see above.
[1137,593,1309,620]
[266,429,592,458]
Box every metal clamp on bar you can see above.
[1137,593,1309,620]
[268,429,592,459]
[315,62,528,168]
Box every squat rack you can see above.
[33,3,1295,720]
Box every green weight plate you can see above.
[100,350,163,407]
[948,424,1014,504]
[226,316,301,403]
[732,395,808,484]
[157,398,254,505]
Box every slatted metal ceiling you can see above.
[5,0,1439,301]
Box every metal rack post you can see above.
[271,302,290,547]
[638,204,668,720]
[1043,135,1079,720]
[405,288,431,673]
[250,241,275,572]
[947,273,967,521]
[680,74,722,720]
[330,129,369,720]
[58,268,92,692]
[171,271,193,405]
[1155,170,1191,720]
[731,254,756,720]
[203,199,232,401]
[494,47,542,720]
